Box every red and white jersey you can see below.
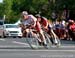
[22,15,37,26]
[41,17,48,28]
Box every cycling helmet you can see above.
[35,14,41,18]
[22,11,28,16]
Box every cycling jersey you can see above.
[70,23,75,31]
[40,17,48,28]
[21,15,42,32]
[21,15,37,27]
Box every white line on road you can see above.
[12,41,29,45]
[12,41,75,48]
[12,41,38,47]
[0,39,5,41]
[51,45,75,48]
[16,50,75,52]
[26,50,75,52]
[0,49,75,52]
[60,46,75,48]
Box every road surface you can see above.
[0,38,75,58]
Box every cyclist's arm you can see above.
[29,15,37,27]
[45,19,48,29]
[42,17,48,29]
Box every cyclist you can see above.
[35,14,59,45]
[35,14,49,31]
[20,11,37,37]
[20,11,47,46]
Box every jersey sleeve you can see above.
[29,15,37,26]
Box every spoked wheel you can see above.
[44,32,52,48]
[50,32,61,47]
[55,35,61,47]
[26,32,39,49]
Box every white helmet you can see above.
[22,11,28,15]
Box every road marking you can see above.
[15,50,75,52]
[12,41,75,48]
[51,45,75,48]
[12,41,29,45]
[0,49,75,52]
[0,39,5,41]
[29,50,75,52]
[12,41,38,48]
[60,46,75,48]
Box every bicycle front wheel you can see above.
[26,32,39,49]
[44,32,52,48]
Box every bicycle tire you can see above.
[26,32,39,49]
[44,32,52,48]
[50,32,61,47]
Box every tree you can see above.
[0,3,4,17]
[3,0,13,23]
[0,0,75,23]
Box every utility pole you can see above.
[3,15,6,25]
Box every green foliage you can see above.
[0,3,4,17]
[0,0,75,23]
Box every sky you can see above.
[0,0,3,3]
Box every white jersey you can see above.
[22,15,37,26]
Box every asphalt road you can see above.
[0,49,75,58]
[0,38,75,49]
[0,38,75,58]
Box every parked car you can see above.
[4,24,22,38]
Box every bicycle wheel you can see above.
[26,32,39,49]
[55,35,61,47]
[51,32,61,47]
[44,32,52,48]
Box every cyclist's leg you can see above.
[47,25,58,44]
[22,29,27,37]
[46,26,60,47]
[47,26,54,44]
[35,22,47,45]
[25,29,30,37]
